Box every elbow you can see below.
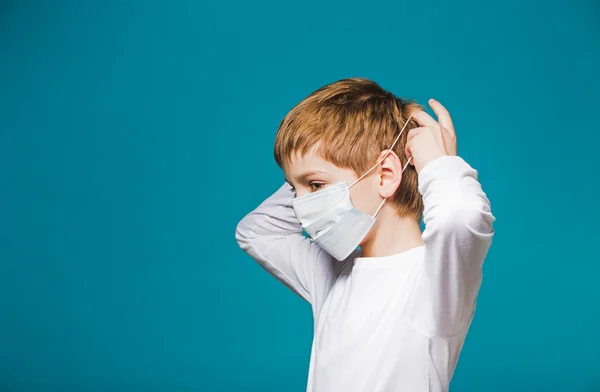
[430,195,495,237]
[235,218,253,251]
[464,200,495,236]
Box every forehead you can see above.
[284,146,344,180]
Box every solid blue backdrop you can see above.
[0,1,598,391]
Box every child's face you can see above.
[284,146,383,219]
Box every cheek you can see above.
[293,188,309,198]
[349,181,380,214]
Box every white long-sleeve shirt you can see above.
[235,156,495,392]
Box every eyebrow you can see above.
[285,170,328,185]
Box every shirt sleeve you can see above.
[409,156,496,337]
[235,182,343,309]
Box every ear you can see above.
[376,150,403,198]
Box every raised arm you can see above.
[403,100,495,337]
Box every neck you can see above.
[360,204,424,258]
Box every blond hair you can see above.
[274,77,423,220]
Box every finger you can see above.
[411,110,438,128]
[429,99,455,135]
[404,139,416,165]
[406,127,424,143]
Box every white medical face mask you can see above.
[291,113,414,261]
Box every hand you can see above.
[405,99,457,174]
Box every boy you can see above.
[235,78,495,392]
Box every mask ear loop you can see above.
[348,112,415,217]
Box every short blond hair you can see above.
[274,77,424,220]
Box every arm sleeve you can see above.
[235,182,339,306]
[409,156,496,337]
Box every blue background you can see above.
[1,1,599,391]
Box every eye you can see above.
[309,182,325,192]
